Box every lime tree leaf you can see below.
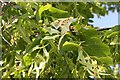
[62,41,79,52]
[15,20,31,44]
[112,25,120,31]
[77,46,84,61]
[26,34,44,53]
[93,56,113,65]
[43,35,60,40]
[84,37,110,57]
[44,27,60,35]
[84,28,98,38]
[58,32,71,54]
[98,56,113,65]
[24,49,39,67]
[107,32,118,38]
[78,28,110,57]
[110,36,120,45]
[38,3,51,19]
[23,54,33,67]
[49,6,69,18]
[38,3,69,19]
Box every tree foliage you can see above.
[0,2,120,79]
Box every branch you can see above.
[97,27,111,31]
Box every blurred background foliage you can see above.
[0,1,120,79]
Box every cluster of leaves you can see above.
[0,2,120,79]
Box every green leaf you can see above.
[74,24,81,31]
[77,47,84,61]
[84,28,98,38]
[58,32,70,54]
[84,37,110,57]
[38,3,51,19]
[62,41,79,52]
[26,34,44,53]
[112,25,120,31]
[43,48,49,61]
[23,54,33,67]
[110,36,120,45]
[44,27,60,35]
[16,20,31,44]
[94,56,113,65]
[8,54,15,67]
[38,3,69,19]
[43,35,60,40]
[49,6,69,18]
[79,28,110,57]
[107,32,118,38]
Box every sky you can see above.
[91,10,118,28]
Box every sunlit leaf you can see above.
[43,35,60,40]
[62,41,79,51]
